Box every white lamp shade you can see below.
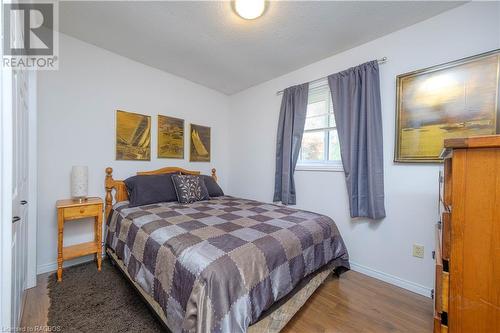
[71,166,88,199]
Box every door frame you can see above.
[26,70,37,289]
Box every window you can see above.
[297,82,342,171]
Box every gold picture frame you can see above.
[116,110,151,161]
[395,49,500,163]
[189,124,211,162]
[158,115,184,159]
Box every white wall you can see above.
[227,2,500,296]
[37,34,230,273]
[38,3,500,296]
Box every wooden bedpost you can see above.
[105,167,114,220]
[211,168,217,183]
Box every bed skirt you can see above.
[106,248,337,333]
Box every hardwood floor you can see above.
[283,271,433,333]
[20,273,50,330]
[20,270,433,332]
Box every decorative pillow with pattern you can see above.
[171,174,210,204]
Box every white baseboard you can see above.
[349,261,432,298]
[37,254,105,275]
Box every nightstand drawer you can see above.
[64,204,101,220]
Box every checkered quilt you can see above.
[106,196,349,333]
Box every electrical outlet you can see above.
[413,244,425,258]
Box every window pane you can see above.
[304,115,328,130]
[307,100,327,117]
[328,113,336,127]
[301,131,325,161]
[328,130,341,161]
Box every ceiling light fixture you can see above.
[234,0,266,20]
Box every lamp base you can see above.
[74,197,88,203]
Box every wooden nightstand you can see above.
[56,197,103,281]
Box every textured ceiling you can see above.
[59,1,464,95]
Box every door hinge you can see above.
[432,250,436,260]
[431,289,434,299]
[437,220,442,229]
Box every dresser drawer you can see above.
[433,316,440,333]
[442,158,452,208]
[441,212,450,259]
[438,160,452,213]
[434,226,443,315]
[435,262,443,315]
[433,315,448,333]
[435,224,450,317]
[64,204,101,220]
[442,270,449,313]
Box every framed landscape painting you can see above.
[395,49,500,163]
[158,115,184,159]
[116,110,151,161]
[190,124,211,162]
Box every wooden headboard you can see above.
[104,166,218,220]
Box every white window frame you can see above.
[296,80,343,172]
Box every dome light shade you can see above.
[234,0,266,20]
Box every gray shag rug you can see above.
[47,259,166,332]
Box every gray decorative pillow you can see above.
[171,175,210,204]
[124,173,178,208]
[202,175,224,197]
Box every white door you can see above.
[0,1,13,329]
[0,66,14,330]
[1,2,36,328]
[11,68,29,328]
[7,2,31,325]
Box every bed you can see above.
[104,166,349,333]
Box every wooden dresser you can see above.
[435,135,500,333]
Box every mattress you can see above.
[106,196,349,332]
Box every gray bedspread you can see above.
[106,196,349,333]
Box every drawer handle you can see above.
[80,208,85,213]
[12,216,20,224]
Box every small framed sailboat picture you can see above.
[116,110,151,161]
[158,115,184,159]
[190,124,211,162]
